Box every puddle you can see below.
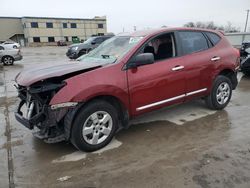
[52,138,122,163]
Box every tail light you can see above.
[234,48,240,57]
[234,48,240,71]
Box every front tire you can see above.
[205,75,232,110]
[71,100,118,152]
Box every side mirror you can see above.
[129,53,154,68]
[91,41,96,45]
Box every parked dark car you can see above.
[240,41,250,58]
[240,44,250,75]
[66,35,114,59]
[15,28,239,152]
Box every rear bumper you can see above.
[14,54,23,61]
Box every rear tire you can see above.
[71,100,118,152]
[205,75,232,110]
[2,56,14,66]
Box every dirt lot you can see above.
[1,46,250,188]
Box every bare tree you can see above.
[183,21,240,32]
[224,22,240,33]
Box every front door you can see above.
[127,32,186,116]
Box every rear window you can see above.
[94,38,104,44]
[178,31,209,55]
[205,32,221,45]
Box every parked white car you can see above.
[0,45,22,65]
[1,40,20,49]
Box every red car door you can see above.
[127,32,186,116]
[176,31,214,100]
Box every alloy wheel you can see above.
[216,82,230,105]
[82,111,113,145]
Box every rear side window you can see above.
[94,38,104,44]
[205,32,221,45]
[178,31,209,55]
[0,46,4,50]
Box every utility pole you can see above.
[244,9,250,32]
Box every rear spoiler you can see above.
[217,30,225,35]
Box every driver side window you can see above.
[142,33,176,61]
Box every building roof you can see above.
[0,16,106,21]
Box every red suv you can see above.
[15,28,239,151]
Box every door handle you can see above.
[172,65,184,71]
[211,56,221,61]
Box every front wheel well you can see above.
[64,95,129,140]
[218,69,237,90]
[1,55,14,62]
[85,95,129,129]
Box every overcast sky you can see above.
[1,0,250,33]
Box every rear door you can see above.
[176,31,215,100]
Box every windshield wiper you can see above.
[101,54,111,59]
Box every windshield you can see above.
[84,37,96,44]
[78,36,144,64]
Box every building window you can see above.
[71,23,77,28]
[46,22,53,28]
[33,37,40,42]
[48,37,55,42]
[31,22,38,28]
[63,23,67,28]
[98,24,104,28]
[64,36,69,42]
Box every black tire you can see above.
[242,70,250,76]
[2,56,14,66]
[78,49,87,57]
[205,75,232,110]
[70,100,118,152]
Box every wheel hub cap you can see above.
[82,111,113,145]
[216,82,230,105]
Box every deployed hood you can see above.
[15,62,105,86]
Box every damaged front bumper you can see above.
[15,100,75,143]
[14,82,78,143]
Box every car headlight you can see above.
[72,46,78,51]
